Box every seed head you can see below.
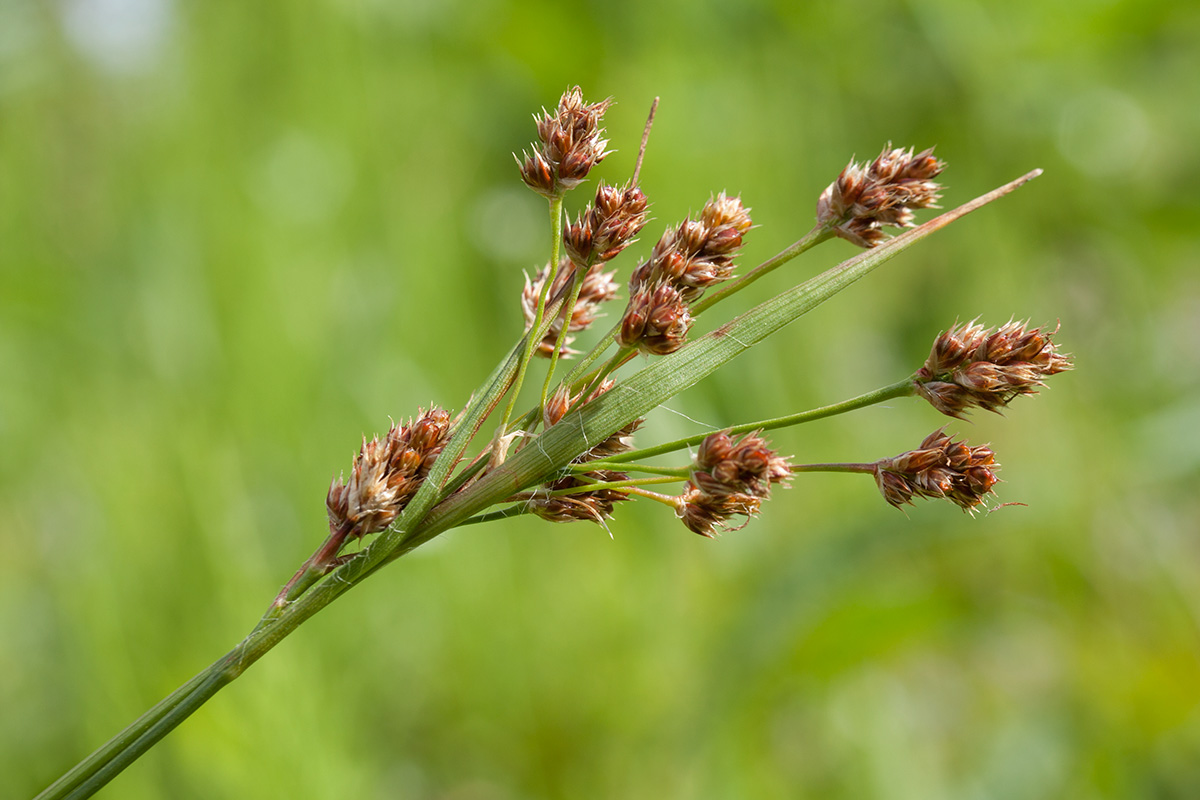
[529,471,631,524]
[676,430,791,537]
[616,193,750,355]
[914,320,1073,417]
[518,86,612,198]
[564,181,650,266]
[676,486,762,539]
[693,430,792,498]
[543,380,641,461]
[816,143,945,248]
[617,281,694,355]
[326,407,453,538]
[872,428,999,513]
[645,192,752,301]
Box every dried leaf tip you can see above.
[518,86,613,198]
[873,428,998,513]
[914,320,1073,418]
[817,143,945,248]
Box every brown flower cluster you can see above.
[816,143,945,248]
[522,258,620,358]
[873,428,998,512]
[914,320,1073,418]
[564,180,650,267]
[526,381,642,523]
[326,407,453,539]
[676,430,791,538]
[617,193,753,355]
[518,87,612,198]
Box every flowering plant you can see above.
[38,87,1067,799]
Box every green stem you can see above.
[568,461,688,478]
[541,258,591,408]
[495,195,565,451]
[792,462,875,474]
[592,377,917,465]
[560,319,621,387]
[691,226,834,316]
[554,474,682,494]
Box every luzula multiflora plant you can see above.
[39,87,1070,799]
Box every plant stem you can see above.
[569,461,689,477]
[541,259,590,407]
[792,462,874,474]
[691,225,834,316]
[590,377,917,466]
[37,170,1040,799]
[495,195,565,455]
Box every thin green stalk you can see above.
[553,474,682,494]
[541,258,591,407]
[496,195,565,444]
[590,377,917,466]
[561,319,621,386]
[792,462,874,474]
[691,225,834,316]
[568,461,688,478]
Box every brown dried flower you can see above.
[617,281,694,355]
[326,407,453,538]
[914,320,1073,417]
[676,430,791,537]
[872,428,999,512]
[522,258,620,358]
[616,193,751,355]
[518,86,612,198]
[524,382,641,525]
[817,143,945,247]
[528,471,631,524]
[564,180,650,267]
[543,380,642,462]
[676,486,762,539]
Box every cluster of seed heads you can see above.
[617,193,753,355]
[817,143,945,248]
[676,431,792,538]
[872,428,1000,512]
[326,408,452,540]
[526,381,642,523]
[297,86,1071,584]
[518,87,613,199]
[914,320,1073,418]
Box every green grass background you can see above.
[3,0,1199,797]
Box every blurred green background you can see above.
[3,0,1198,797]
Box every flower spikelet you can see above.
[518,86,612,198]
[326,407,453,538]
[872,428,999,513]
[617,193,751,355]
[564,180,650,267]
[817,143,945,248]
[529,471,630,524]
[676,430,792,538]
[526,381,641,524]
[914,320,1073,417]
